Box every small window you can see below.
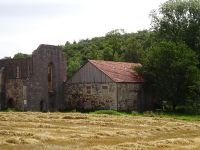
[102,86,108,90]
[24,100,27,105]
[102,85,108,94]
[16,66,20,78]
[86,86,91,94]
[48,63,53,91]
[23,86,27,100]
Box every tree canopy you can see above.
[137,41,200,111]
[63,30,153,78]
[137,0,200,112]
[13,53,30,59]
[150,0,200,55]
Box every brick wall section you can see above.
[64,83,117,110]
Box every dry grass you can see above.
[0,112,199,150]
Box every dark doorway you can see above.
[7,98,15,108]
[40,100,44,112]
[138,90,145,112]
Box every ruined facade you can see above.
[0,44,66,111]
[0,46,154,112]
[65,60,152,112]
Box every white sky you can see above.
[0,0,166,58]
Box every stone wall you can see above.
[0,57,33,79]
[0,44,67,111]
[64,83,117,110]
[117,83,143,112]
[5,79,27,110]
[64,82,146,112]
[27,44,67,111]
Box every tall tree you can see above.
[137,41,200,111]
[105,29,125,60]
[122,35,142,62]
[150,0,200,54]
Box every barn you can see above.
[65,60,152,112]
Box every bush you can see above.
[3,108,20,112]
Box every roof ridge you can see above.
[89,59,140,65]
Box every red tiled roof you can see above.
[89,60,144,83]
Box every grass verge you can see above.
[89,110,132,116]
[1,108,20,112]
[89,110,200,121]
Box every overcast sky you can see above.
[0,0,166,58]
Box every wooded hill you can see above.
[63,29,154,78]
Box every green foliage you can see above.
[63,29,152,78]
[138,41,200,111]
[13,53,30,59]
[89,110,130,116]
[121,35,142,62]
[1,108,20,112]
[150,0,200,55]
[102,47,113,60]
[142,111,200,121]
[67,54,81,78]
[105,29,125,60]
[89,110,200,121]
[144,0,200,112]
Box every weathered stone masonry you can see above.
[0,44,67,111]
[65,82,144,111]
[65,83,117,110]
[64,60,149,112]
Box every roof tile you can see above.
[89,60,144,83]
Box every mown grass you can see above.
[0,112,200,149]
[89,110,200,121]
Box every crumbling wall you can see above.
[0,57,32,110]
[0,44,67,111]
[27,44,67,111]
[5,79,27,110]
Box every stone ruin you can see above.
[0,44,67,111]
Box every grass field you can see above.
[0,112,200,150]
